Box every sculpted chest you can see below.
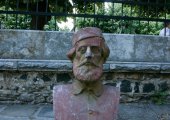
[53,85,120,120]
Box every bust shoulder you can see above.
[53,84,72,97]
[104,85,119,92]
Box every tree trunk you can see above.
[30,0,51,30]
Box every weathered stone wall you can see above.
[1,30,170,62]
[0,30,170,103]
[0,71,169,103]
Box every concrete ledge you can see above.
[0,59,170,73]
[110,62,161,73]
[18,60,72,72]
[1,30,170,62]
[0,60,17,70]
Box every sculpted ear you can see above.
[102,44,110,63]
[67,47,76,62]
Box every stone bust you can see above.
[53,27,120,120]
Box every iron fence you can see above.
[0,0,170,35]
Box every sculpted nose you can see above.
[85,47,92,59]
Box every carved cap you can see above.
[72,27,105,46]
[67,27,110,63]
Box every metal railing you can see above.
[0,0,170,35]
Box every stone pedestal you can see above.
[53,84,120,120]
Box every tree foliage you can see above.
[124,0,170,17]
[0,0,168,34]
[75,3,164,35]
[0,0,72,30]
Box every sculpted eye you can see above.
[91,46,101,54]
[78,46,87,54]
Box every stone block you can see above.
[57,73,71,83]
[105,72,113,80]
[0,30,45,59]
[41,75,51,82]
[0,72,4,81]
[165,37,170,61]
[18,93,35,102]
[0,30,17,59]
[143,83,155,93]
[104,34,135,61]
[126,73,140,80]
[44,32,73,60]
[134,82,140,93]
[158,82,168,92]
[120,80,132,92]
[0,90,12,95]
[113,73,126,80]
[13,30,45,59]
[134,35,169,62]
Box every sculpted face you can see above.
[73,37,104,81]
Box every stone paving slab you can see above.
[118,103,170,120]
[0,105,6,113]
[0,116,30,120]
[0,104,39,117]
[36,105,53,118]
[0,103,169,120]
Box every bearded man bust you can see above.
[53,27,120,120]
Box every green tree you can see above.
[124,0,170,18]
[0,0,168,33]
[75,2,164,35]
[0,0,72,30]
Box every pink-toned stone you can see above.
[53,84,120,120]
[53,27,120,120]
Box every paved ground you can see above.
[0,103,170,120]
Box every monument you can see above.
[53,27,120,120]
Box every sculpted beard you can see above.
[73,61,103,81]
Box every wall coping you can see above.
[1,29,170,62]
[0,59,170,73]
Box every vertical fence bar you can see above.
[83,0,86,28]
[164,0,166,36]
[112,1,115,33]
[155,0,158,30]
[93,0,96,27]
[165,0,167,20]
[130,2,133,34]
[45,0,48,24]
[55,0,58,31]
[147,0,149,34]
[5,0,8,28]
[121,2,124,33]
[138,0,141,34]
[26,0,29,29]
[72,1,76,32]
[35,0,39,30]
[26,0,29,12]
[102,2,105,30]
[15,0,19,29]
[64,0,67,22]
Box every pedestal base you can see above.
[53,84,120,120]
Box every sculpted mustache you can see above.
[78,60,99,67]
